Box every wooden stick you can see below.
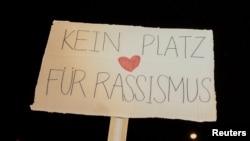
[108,117,129,141]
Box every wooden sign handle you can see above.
[108,117,129,141]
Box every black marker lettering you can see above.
[168,77,184,102]
[74,30,89,51]
[135,75,146,101]
[191,36,206,58]
[199,77,211,102]
[154,75,167,103]
[60,67,73,95]
[125,75,136,102]
[62,29,75,50]
[89,31,100,52]
[46,69,64,95]
[110,73,125,101]
[103,32,120,52]
[157,35,164,55]
[179,36,192,58]
[186,78,199,102]
[164,36,178,57]
[146,76,154,104]
[93,72,110,99]
[142,34,155,55]
[70,69,86,97]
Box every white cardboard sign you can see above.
[31,20,216,122]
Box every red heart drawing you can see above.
[118,55,141,72]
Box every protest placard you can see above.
[31,20,216,122]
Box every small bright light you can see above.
[190,133,197,140]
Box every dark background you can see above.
[12,1,249,141]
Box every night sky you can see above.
[12,1,249,141]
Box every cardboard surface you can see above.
[31,20,216,122]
